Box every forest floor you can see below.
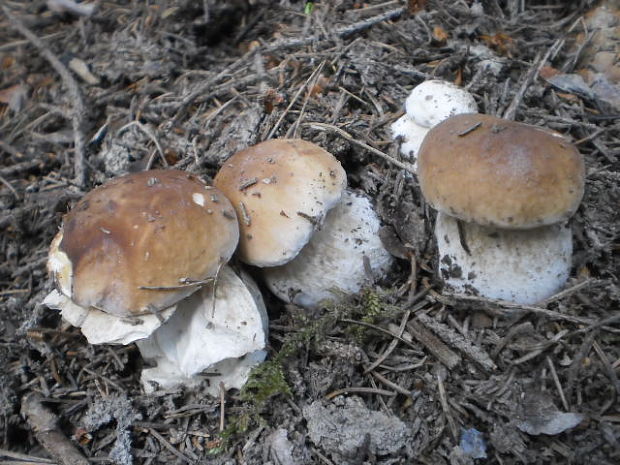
[0,1,618,464]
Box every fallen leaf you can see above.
[433,26,448,44]
[539,65,560,80]
[407,0,427,14]
[0,84,28,112]
[479,33,516,57]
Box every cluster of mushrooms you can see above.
[392,80,585,305]
[44,140,393,393]
[44,80,585,394]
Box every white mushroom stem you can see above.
[137,266,268,395]
[263,190,394,309]
[390,115,430,168]
[435,213,572,305]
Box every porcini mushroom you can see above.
[263,190,394,308]
[417,113,585,304]
[45,169,239,343]
[213,139,347,267]
[391,80,478,168]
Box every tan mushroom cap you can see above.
[48,169,239,317]
[213,139,347,267]
[417,113,585,229]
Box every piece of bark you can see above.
[406,321,461,369]
[417,313,497,371]
[21,393,89,465]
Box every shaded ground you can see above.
[0,1,619,464]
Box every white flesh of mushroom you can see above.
[405,80,478,128]
[43,290,176,345]
[435,213,572,305]
[390,115,430,167]
[263,190,394,309]
[137,266,268,394]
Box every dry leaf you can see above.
[479,33,516,57]
[1,56,14,69]
[433,26,449,44]
[454,68,463,87]
[407,0,428,14]
[539,66,560,80]
[0,84,28,112]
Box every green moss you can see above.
[240,359,291,407]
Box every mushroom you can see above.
[45,169,239,345]
[137,266,268,395]
[390,116,430,162]
[263,190,394,309]
[405,80,478,128]
[391,80,478,167]
[44,170,270,394]
[47,169,239,320]
[417,113,585,304]
[213,139,347,267]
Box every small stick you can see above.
[238,177,258,190]
[369,371,411,396]
[304,122,417,173]
[456,219,471,255]
[406,321,461,369]
[2,5,87,187]
[210,260,225,318]
[436,372,458,442]
[324,386,396,400]
[139,277,215,290]
[267,62,325,140]
[263,8,406,54]
[341,318,425,354]
[457,122,482,137]
[416,313,497,371]
[0,447,56,464]
[0,174,19,200]
[219,382,226,433]
[117,121,168,170]
[365,310,411,373]
[546,356,569,411]
[21,393,89,465]
[503,38,559,121]
[149,428,193,464]
[239,201,251,226]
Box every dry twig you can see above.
[21,393,89,465]
[1,5,87,187]
[416,313,497,371]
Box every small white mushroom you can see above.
[263,190,394,309]
[405,79,477,128]
[137,266,268,395]
[436,213,572,304]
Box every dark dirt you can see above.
[1,0,619,464]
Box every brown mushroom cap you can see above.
[48,169,239,317]
[417,113,585,228]
[213,139,347,267]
